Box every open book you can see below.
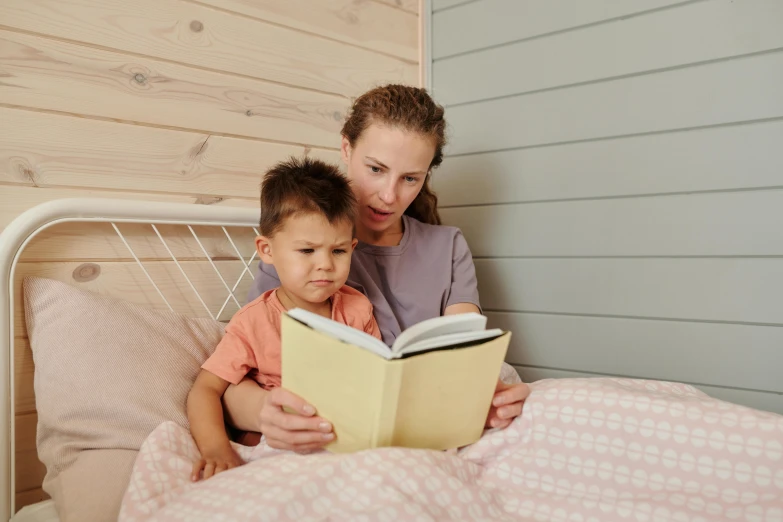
[281,310,511,453]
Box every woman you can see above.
[223,85,530,453]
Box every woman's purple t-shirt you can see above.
[247,215,481,346]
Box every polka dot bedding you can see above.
[119,378,783,522]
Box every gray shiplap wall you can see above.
[429,0,783,414]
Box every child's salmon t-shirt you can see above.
[202,285,381,389]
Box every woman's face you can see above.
[341,124,435,235]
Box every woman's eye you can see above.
[299,249,314,254]
[369,166,381,173]
[404,176,419,184]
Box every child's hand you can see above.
[191,445,244,481]
[486,379,530,429]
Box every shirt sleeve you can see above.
[364,313,383,340]
[246,261,280,304]
[201,318,258,385]
[445,230,482,311]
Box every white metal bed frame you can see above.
[0,198,261,520]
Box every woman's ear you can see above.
[340,136,352,166]
[255,235,274,265]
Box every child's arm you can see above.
[187,370,244,481]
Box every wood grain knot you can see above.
[72,263,101,283]
[190,20,204,32]
[133,73,147,84]
[245,110,253,117]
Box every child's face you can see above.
[256,213,357,305]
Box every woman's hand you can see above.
[260,387,335,453]
[486,379,530,429]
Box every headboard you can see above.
[0,198,260,518]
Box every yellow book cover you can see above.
[281,311,510,453]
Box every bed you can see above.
[1,198,260,521]
[2,198,782,522]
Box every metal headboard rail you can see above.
[0,198,260,519]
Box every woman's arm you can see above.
[445,234,530,428]
[222,378,268,432]
[222,377,336,453]
[444,303,480,315]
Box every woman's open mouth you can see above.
[368,206,393,222]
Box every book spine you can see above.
[371,361,404,448]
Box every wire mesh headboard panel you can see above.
[0,198,260,518]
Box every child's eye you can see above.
[298,249,314,254]
[333,249,347,255]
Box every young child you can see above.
[187,157,381,480]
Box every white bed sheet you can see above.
[11,501,58,522]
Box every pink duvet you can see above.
[119,378,783,521]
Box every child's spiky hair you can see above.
[259,157,357,237]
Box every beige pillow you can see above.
[23,277,225,522]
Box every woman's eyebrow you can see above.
[366,156,425,176]
[365,156,388,169]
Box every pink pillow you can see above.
[23,277,224,522]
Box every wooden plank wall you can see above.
[430,0,783,413]
[1,0,419,510]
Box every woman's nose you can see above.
[378,181,397,205]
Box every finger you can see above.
[492,418,513,430]
[203,461,216,480]
[215,463,227,475]
[293,442,329,455]
[191,459,205,481]
[499,402,524,420]
[493,382,530,407]
[263,425,334,447]
[265,407,331,433]
[268,387,317,416]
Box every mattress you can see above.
[11,501,59,522]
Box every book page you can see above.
[390,312,487,353]
[286,308,391,359]
[396,328,505,357]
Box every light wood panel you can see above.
[0,185,257,231]
[512,366,783,415]
[18,223,258,263]
[16,414,46,495]
[374,0,418,14]
[490,312,783,393]
[432,0,688,59]
[0,30,347,148]
[0,107,340,198]
[16,489,49,512]
[13,260,257,334]
[0,0,416,97]
[434,0,783,105]
[446,51,783,155]
[434,120,783,206]
[442,190,783,257]
[475,258,783,325]
[196,0,417,61]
